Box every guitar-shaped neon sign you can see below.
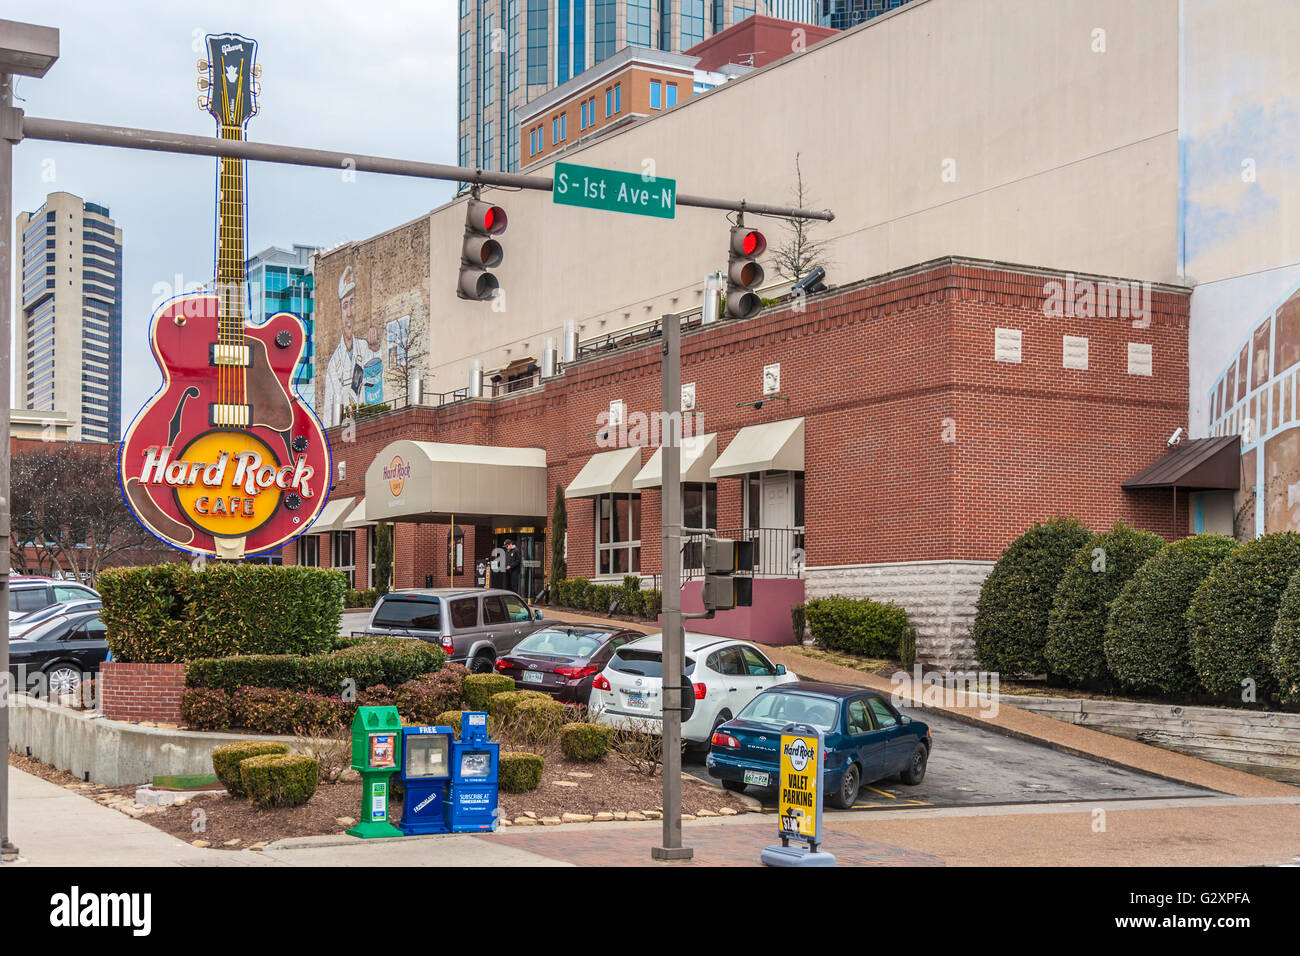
[119,33,331,559]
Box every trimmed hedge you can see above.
[392,664,467,725]
[230,687,353,735]
[212,740,289,797]
[1104,534,1238,695]
[182,688,232,730]
[804,597,910,658]
[560,722,613,761]
[239,753,319,808]
[510,697,566,746]
[185,639,445,696]
[1271,568,1300,704]
[498,752,544,792]
[1043,523,1166,685]
[463,674,514,711]
[973,517,1093,676]
[551,576,663,620]
[99,563,347,663]
[345,588,379,608]
[488,690,552,723]
[1187,532,1300,697]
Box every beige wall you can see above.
[326,0,1181,401]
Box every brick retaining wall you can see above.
[99,662,186,724]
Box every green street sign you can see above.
[552,161,676,219]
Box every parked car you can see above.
[7,610,109,698]
[10,599,103,639]
[7,575,100,622]
[362,587,554,673]
[705,681,932,809]
[588,633,798,746]
[493,625,642,704]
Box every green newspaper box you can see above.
[348,705,403,839]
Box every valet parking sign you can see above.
[779,731,822,843]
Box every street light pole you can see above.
[652,313,691,862]
[0,68,17,862]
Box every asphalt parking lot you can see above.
[685,706,1216,812]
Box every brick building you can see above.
[283,256,1192,668]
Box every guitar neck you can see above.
[216,125,247,339]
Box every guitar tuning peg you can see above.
[197,95,210,111]
[197,77,210,91]
[197,59,209,72]
[252,64,262,78]
[252,81,262,96]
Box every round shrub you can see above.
[560,722,614,761]
[1044,523,1166,685]
[1271,567,1300,704]
[488,690,553,723]
[973,517,1093,675]
[462,673,514,710]
[804,597,910,657]
[238,753,319,808]
[1104,534,1238,695]
[509,697,566,746]
[498,752,543,792]
[182,687,232,730]
[393,663,468,725]
[212,740,290,797]
[1187,532,1300,697]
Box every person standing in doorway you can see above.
[503,539,522,597]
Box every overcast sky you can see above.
[9,0,458,425]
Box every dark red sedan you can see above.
[494,626,641,705]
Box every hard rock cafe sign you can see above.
[384,456,410,497]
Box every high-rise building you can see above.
[16,192,123,443]
[245,243,319,410]
[457,0,827,174]
[821,0,914,30]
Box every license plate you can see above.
[744,770,770,787]
[625,693,648,709]
[522,671,544,683]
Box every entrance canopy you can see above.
[364,440,548,525]
[1122,436,1241,490]
[311,495,358,533]
[633,433,718,489]
[341,497,373,528]
[565,447,642,498]
[710,417,805,478]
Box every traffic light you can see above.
[725,222,767,319]
[458,197,508,300]
[702,536,755,611]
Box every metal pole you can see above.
[19,116,836,223]
[652,313,690,862]
[0,70,17,862]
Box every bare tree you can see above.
[384,314,430,408]
[769,153,832,283]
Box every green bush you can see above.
[498,752,544,792]
[1043,522,1166,685]
[804,597,910,657]
[899,625,917,670]
[551,576,661,619]
[392,663,467,725]
[186,639,444,696]
[510,697,566,746]
[488,689,553,723]
[182,687,232,730]
[434,710,495,736]
[1271,568,1300,704]
[345,588,379,608]
[1104,534,1238,695]
[463,673,514,711]
[238,753,319,808]
[1188,532,1300,697]
[229,687,353,735]
[98,564,346,663]
[212,740,290,797]
[791,604,807,643]
[972,517,1093,676]
[560,722,613,761]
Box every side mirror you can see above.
[775,664,787,675]
[534,608,543,620]
[900,714,911,725]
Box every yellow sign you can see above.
[778,733,820,841]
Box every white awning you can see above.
[710,417,805,478]
[632,433,718,489]
[364,440,548,524]
[341,497,374,528]
[310,496,357,534]
[565,447,643,498]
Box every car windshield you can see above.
[372,597,441,631]
[738,692,839,732]
[514,628,607,658]
[609,649,696,678]
[15,615,81,643]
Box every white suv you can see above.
[589,632,797,745]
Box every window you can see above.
[595,0,617,62]
[552,117,559,142]
[614,83,621,112]
[708,646,745,676]
[739,645,777,676]
[627,0,652,47]
[846,698,872,735]
[561,113,567,139]
[373,597,441,631]
[54,584,95,602]
[297,535,320,567]
[666,83,678,107]
[682,0,706,47]
[526,0,548,84]
[482,595,509,625]
[503,595,531,620]
[867,697,899,729]
[605,87,612,117]
[595,492,641,575]
[581,101,588,130]
[650,80,661,109]
[332,531,356,587]
[449,598,479,629]
[10,588,49,613]
[658,0,672,49]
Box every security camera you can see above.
[1167,427,1184,447]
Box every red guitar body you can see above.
[119,292,332,559]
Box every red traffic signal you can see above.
[726,224,767,319]
[458,198,508,301]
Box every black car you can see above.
[8,610,108,698]
[493,625,641,705]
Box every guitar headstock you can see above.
[196,32,260,129]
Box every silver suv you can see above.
[363,588,554,673]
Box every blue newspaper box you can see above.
[446,712,499,832]
[398,725,454,836]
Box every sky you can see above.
[9,0,458,425]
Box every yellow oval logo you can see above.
[384,455,410,497]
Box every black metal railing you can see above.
[682,526,806,579]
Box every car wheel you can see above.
[469,654,494,674]
[829,763,860,809]
[722,779,747,793]
[900,745,928,785]
[45,665,82,698]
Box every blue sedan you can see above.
[705,681,932,809]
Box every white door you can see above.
[761,473,795,529]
